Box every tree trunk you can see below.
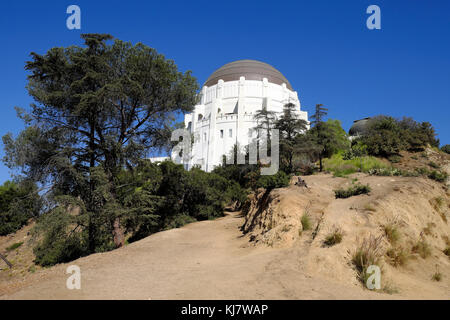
[113,217,125,248]
[319,155,323,172]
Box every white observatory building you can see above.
[176,59,308,172]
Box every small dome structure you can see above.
[349,117,372,136]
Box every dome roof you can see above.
[204,59,293,90]
[349,117,372,136]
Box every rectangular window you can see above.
[248,129,252,138]
[204,133,207,141]
[229,129,232,137]
[220,130,224,138]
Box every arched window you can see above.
[198,114,203,121]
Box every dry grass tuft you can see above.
[412,239,432,259]
[386,246,410,267]
[351,235,384,284]
[382,223,400,244]
[323,227,344,247]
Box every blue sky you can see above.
[1,0,449,183]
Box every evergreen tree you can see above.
[307,105,348,171]
[275,103,308,173]
[254,105,276,141]
[3,34,198,257]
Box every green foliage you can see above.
[441,144,450,154]
[428,161,440,169]
[33,204,89,266]
[323,227,343,246]
[357,116,439,157]
[255,171,290,190]
[428,170,448,182]
[334,183,371,199]
[307,119,350,172]
[6,242,23,251]
[0,180,41,236]
[4,34,200,265]
[31,160,241,265]
[301,213,312,231]
[324,153,387,177]
[275,103,308,173]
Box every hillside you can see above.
[243,174,449,297]
[1,162,449,299]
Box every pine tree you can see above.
[275,103,308,173]
[3,34,198,256]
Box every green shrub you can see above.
[428,170,448,183]
[441,144,450,154]
[334,183,371,199]
[256,171,290,190]
[301,213,312,231]
[324,154,387,177]
[357,116,439,157]
[6,242,23,251]
[388,155,401,163]
[163,214,196,230]
[323,227,343,246]
[428,161,440,169]
[0,180,42,236]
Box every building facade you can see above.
[174,59,308,172]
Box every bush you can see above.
[256,171,290,190]
[301,213,312,231]
[6,242,23,251]
[33,208,89,267]
[428,170,448,183]
[334,183,371,199]
[357,116,439,157]
[323,153,387,177]
[0,180,42,236]
[388,155,402,163]
[428,161,440,169]
[441,144,450,154]
[323,227,343,246]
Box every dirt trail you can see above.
[1,211,394,300]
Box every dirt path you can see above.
[0,211,396,300]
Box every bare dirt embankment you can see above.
[243,173,450,299]
[0,150,449,299]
